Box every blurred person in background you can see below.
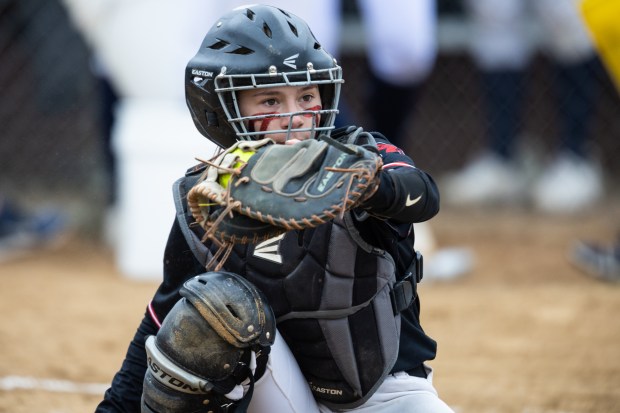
[87,54,120,245]
[0,0,86,258]
[351,0,472,281]
[570,235,620,282]
[442,0,604,214]
[0,195,67,263]
[568,0,620,284]
[356,0,437,151]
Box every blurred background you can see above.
[1,1,620,412]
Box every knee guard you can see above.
[141,271,276,413]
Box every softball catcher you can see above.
[96,5,453,412]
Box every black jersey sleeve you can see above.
[360,135,440,224]
[95,313,158,413]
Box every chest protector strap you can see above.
[173,171,213,267]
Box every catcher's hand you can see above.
[187,135,382,265]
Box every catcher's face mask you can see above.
[185,4,343,148]
[215,64,342,144]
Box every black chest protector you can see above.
[173,170,418,410]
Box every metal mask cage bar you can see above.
[215,66,343,141]
[213,66,343,92]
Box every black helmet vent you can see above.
[288,22,298,37]
[263,22,272,38]
[229,46,254,55]
[277,8,291,18]
[208,39,229,50]
[245,8,256,20]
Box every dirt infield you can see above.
[1,202,619,413]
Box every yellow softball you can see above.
[219,148,254,188]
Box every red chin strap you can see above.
[250,105,322,133]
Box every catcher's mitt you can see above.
[187,135,382,267]
[187,139,286,268]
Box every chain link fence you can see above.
[0,0,107,233]
[1,0,619,235]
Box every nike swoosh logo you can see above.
[405,194,422,207]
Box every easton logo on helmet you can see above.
[283,53,299,69]
[191,69,213,78]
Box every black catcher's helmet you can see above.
[185,4,343,148]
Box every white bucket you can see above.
[112,98,216,280]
